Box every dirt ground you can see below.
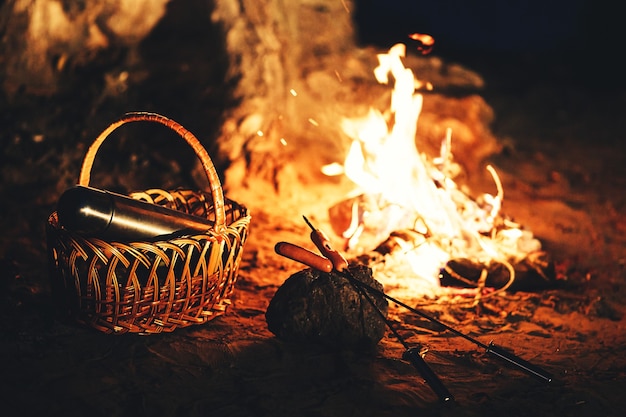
[1,19,626,417]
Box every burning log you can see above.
[440,254,555,293]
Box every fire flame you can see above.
[324,43,541,298]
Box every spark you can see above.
[408,33,435,55]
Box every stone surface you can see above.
[265,264,388,349]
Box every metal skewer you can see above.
[343,273,553,383]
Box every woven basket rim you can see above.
[77,111,228,233]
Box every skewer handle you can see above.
[486,342,553,383]
[403,348,455,402]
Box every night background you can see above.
[354,0,626,160]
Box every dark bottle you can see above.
[57,185,214,241]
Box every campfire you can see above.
[4,0,626,414]
[321,43,545,300]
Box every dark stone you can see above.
[265,264,388,349]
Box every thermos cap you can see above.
[57,186,115,236]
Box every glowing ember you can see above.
[324,43,542,298]
[408,33,435,55]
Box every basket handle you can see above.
[78,111,226,231]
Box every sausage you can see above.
[274,241,333,273]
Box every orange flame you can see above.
[323,43,542,298]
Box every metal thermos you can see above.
[57,185,214,241]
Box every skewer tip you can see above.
[302,215,315,230]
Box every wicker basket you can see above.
[46,112,251,334]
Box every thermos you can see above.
[57,185,214,241]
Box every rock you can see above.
[265,264,388,349]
